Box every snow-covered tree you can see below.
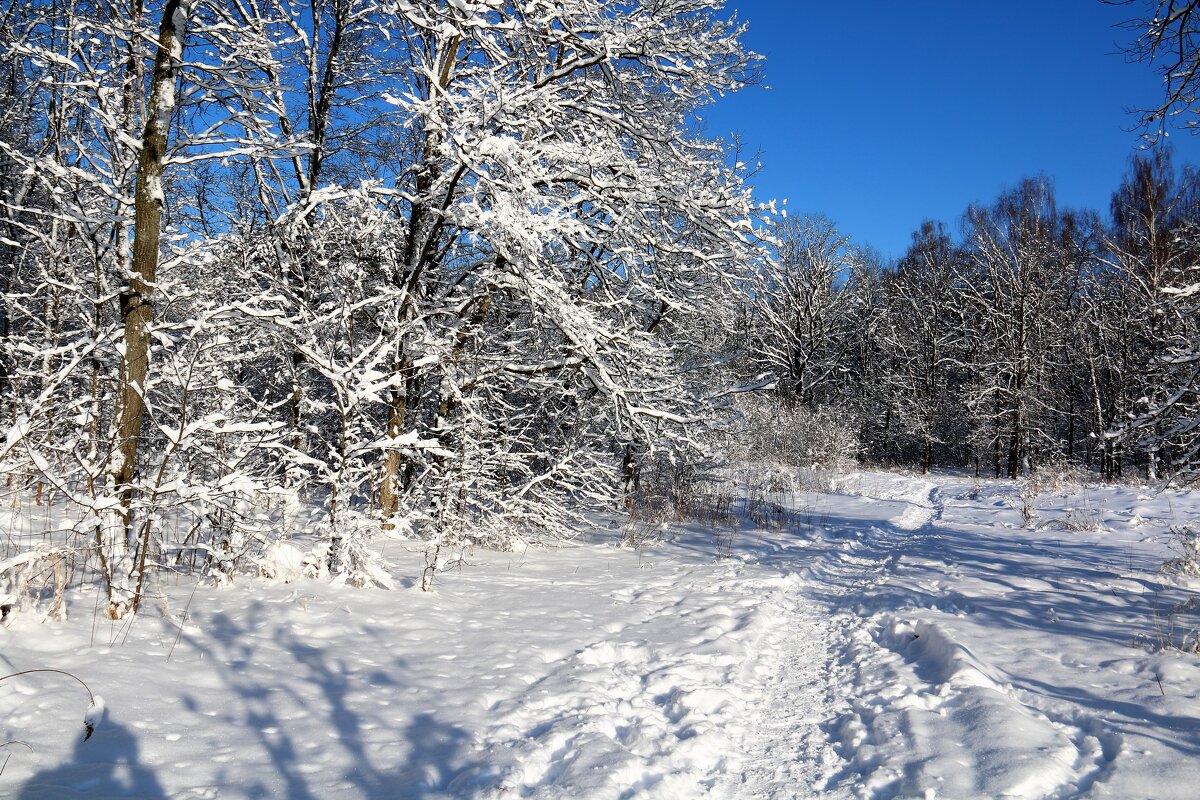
[1106,154,1200,481]
[959,178,1084,478]
[0,0,766,611]
[1109,3,1200,483]
[749,214,858,408]
[344,1,765,555]
[877,221,970,472]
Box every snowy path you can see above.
[717,476,939,798]
[721,576,845,799]
[809,474,1200,799]
[4,471,1200,799]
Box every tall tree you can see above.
[879,221,969,472]
[961,178,1078,478]
[108,0,194,617]
[750,214,857,408]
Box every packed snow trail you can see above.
[720,573,846,799]
[4,471,1200,799]
[806,473,1200,799]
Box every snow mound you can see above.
[256,541,306,583]
[834,616,1114,799]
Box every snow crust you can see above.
[3,471,1200,798]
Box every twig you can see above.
[0,669,94,706]
[167,579,201,662]
[89,586,100,649]
[0,668,99,740]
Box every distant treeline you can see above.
[741,149,1199,483]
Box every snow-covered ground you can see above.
[3,470,1200,799]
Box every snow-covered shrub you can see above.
[256,542,307,584]
[621,452,739,547]
[723,394,861,475]
[1023,480,1104,533]
[1028,454,1092,495]
[1164,525,1200,579]
[0,547,68,623]
[1023,498,1039,529]
[628,456,699,523]
[328,526,397,591]
[1061,505,1104,532]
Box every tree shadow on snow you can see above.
[785,502,1200,743]
[183,603,497,799]
[17,707,168,800]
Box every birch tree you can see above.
[750,214,857,408]
[961,179,1077,478]
[879,221,970,472]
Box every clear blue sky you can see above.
[701,0,1200,260]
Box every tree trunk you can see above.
[107,0,190,619]
[377,34,466,527]
[379,361,411,528]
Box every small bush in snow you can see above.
[0,548,69,623]
[1140,593,1200,656]
[1020,492,1038,529]
[256,542,307,584]
[1028,455,1093,495]
[1062,505,1104,532]
[724,395,861,473]
[1163,525,1200,579]
[623,456,738,545]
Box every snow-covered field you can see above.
[3,470,1200,799]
